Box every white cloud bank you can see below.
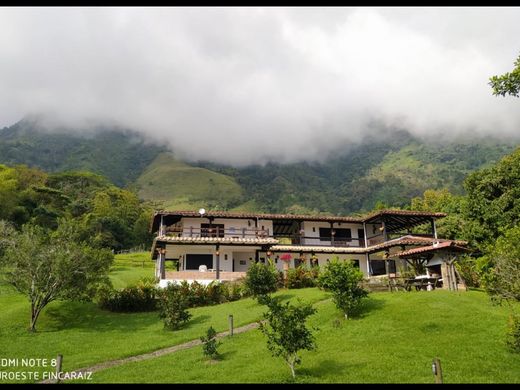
[0,7,519,165]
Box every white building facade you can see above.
[150,209,454,282]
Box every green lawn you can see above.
[86,290,520,384]
[2,255,520,384]
[108,252,155,289]
[0,277,328,383]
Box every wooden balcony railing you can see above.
[275,235,365,248]
[164,226,270,239]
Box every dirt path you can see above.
[39,322,260,383]
[40,297,331,383]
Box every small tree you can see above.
[200,326,222,360]
[244,261,279,298]
[0,219,113,332]
[157,283,192,330]
[258,295,317,379]
[318,257,368,319]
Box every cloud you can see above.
[0,7,519,165]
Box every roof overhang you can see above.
[362,210,447,233]
[149,210,364,233]
[391,241,470,260]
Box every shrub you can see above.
[244,261,279,298]
[258,295,317,379]
[98,279,158,312]
[506,313,520,353]
[286,266,317,289]
[318,257,369,319]
[221,280,248,302]
[200,326,222,360]
[157,283,192,330]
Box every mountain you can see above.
[0,118,166,187]
[1,118,517,214]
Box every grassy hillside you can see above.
[87,290,520,383]
[135,153,245,210]
[2,279,519,383]
[109,253,155,289]
[0,282,327,383]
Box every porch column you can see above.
[330,222,335,246]
[363,222,368,248]
[156,248,166,280]
[366,253,371,277]
[215,244,220,281]
[431,218,438,239]
[159,215,165,236]
[382,218,388,242]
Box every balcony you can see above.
[275,234,365,248]
[163,226,270,239]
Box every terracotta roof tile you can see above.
[156,235,279,245]
[391,240,470,258]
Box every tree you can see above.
[463,147,520,248]
[487,226,520,302]
[200,326,222,360]
[489,54,520,97]
[258,295,317,379]
[318,258,368,319]
[0,219,113,332]
[244,261,279,298]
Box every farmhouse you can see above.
[150,209,467,288]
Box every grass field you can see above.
[108,252,155,289]
[1,254,519,384]
[135,152,245,210]
[0,267,328,383]
[83,290,520,384]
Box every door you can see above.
[185,254,213,270]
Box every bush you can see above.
[157,283,192,330]
[201,326,222,360]
[97,278,158,312]
[318,257,369,319]
[506,313,520,353]
[221,280,248,302]
[244,261,279,298]
[286,266,317,289]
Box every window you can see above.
[319,228,332,241]
[319,228,351,243]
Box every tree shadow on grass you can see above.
[298,359,363,380]
[215,349,237,361]
[186,314,211,327]
[336,296,386,321]
[43,301,162,332]
[271,293,296,302]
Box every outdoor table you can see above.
[404,277,440,291]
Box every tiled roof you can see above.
[391,240,470,258]
[155,235,279,245]
[153,210,363,222]
[362,209,447,222]
[271,245,366,254]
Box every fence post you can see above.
[432,358,443,383]
[55,354,63,384]
[228,314,234,336]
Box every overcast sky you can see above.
[0,7,519,165]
